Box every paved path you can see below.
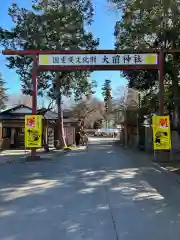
[1,143,180,240]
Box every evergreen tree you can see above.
[110,0,180,130]
[0,73,7,111]
[101,79,112,113]
[0,0,99,148]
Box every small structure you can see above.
[0,105,78,150]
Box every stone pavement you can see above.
[0,147,87,165]
[0,148,56,165]
[1,142,180,239]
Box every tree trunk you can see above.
[172,80,180,133]
[171,53,180,132]
[43,119,50,152]
[171,24,180,133]
[56,91,66,149]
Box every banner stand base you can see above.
[25,155,41,161]
[154,150,171,162]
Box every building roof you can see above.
[37,107,72,118]
[0,104,32,114]
[0,104,76,121]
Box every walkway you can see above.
[1,142,180,239]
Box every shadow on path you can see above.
[1,144,180,239]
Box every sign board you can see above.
[85,129,118,133]
[152,116,171,150]
[97,129,119,133]
[38,53,158,66]
[25,115,42,148]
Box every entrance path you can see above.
[1,142,180,240]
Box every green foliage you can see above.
[111,0,180,123]
[101,79,113,112]
[0,0,99,99]
[34,0,94,25]
[0,73,7,110]
[101,79,112,97]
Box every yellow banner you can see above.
[25,115,42,148]
[152,116,171,150]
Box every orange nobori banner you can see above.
[152,116,171,150]
[25,115,42,148]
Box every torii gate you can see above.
[2,49,166,159]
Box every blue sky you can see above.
[0,0,127,100]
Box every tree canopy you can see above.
[71,97,105,126]
[0,0,100,148]
[0,0,99,100]
[0,73,7,111]
[110,0,180,128]
[101,79,113,113]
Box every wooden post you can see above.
[158,51,170,161]
[31,55,38,159]
[159,51,165,115]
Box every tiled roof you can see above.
[0,105,75,121]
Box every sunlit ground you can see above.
[1,143,180,240]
